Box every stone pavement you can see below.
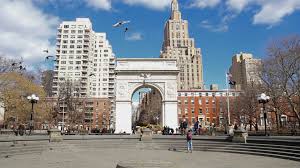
[0,144,299,168]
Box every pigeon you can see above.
[124,27,129,33]
[12,62,22,66]
[19,66,26,71]
[113,20,130,27]
[45,56,54,60]
[229,80,236,85]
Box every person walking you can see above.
[186,129,193,153]
[183,119,188,134]
[194,119,199,135]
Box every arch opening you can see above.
[131,84,163,130]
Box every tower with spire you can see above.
[160,0,204,90]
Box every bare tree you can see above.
[41,70,54,97]
[233,81,262,131]
[56,79,84,128]
[262,35,300,128]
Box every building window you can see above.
[199,108,202,114]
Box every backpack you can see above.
[187,132,192,140]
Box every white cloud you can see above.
[192,0,300,27]
[253,0,300,25]
[125,32,143,41]
[200,20,228,32]
[84,0,112,10]
[190,0,221,8]
[0,0,59,66]
[122,0,171,10]
[226,0,251,12]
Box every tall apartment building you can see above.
[160,0,203,90]
[229,52,262,90]
[52,18,116,129]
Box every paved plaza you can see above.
[0,144,299,168]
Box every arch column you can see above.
[115,100,132,133]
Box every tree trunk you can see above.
[275,110,279,133]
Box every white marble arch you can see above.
[115,58,179,133]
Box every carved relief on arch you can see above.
[117,81,128,99]
[166,82,177,100]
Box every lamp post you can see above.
[27,94,39,135]
[257,93,270,136]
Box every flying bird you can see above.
[45,55,54,60]
[113,20,130,27]
[11,62,22,66]
[124,27,129,33]
[89,73,96,77]
[43,49,49,53]
[19,65,26,71]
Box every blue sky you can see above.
[1,0,300,89]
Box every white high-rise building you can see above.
[52,18,116,126]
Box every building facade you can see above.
[52,18,116,129]
[46,97,111,130]
[229,52,262,90]
[160,0,203,90]
[177,90,240,128]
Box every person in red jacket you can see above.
[186,129,193,153]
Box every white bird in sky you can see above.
[113,20,130,27]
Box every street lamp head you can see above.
[257,93,270,103]
[27,94,39,102]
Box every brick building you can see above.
[177,90,240,128]
[137,90,162,125]
[45,97,111,130]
